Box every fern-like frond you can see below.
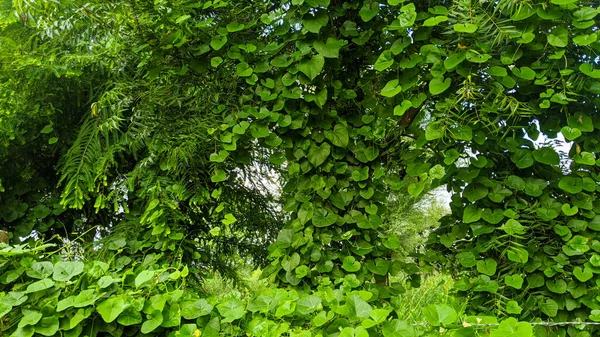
[58,117,101,209]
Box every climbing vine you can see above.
[0,0,599,337]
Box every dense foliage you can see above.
[0,0,599,337]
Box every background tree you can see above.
[1,1,599,337]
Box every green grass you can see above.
[204,269,465,325]
[393,273,465,324]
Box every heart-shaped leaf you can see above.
[560,126,582,140]
[380,79,402,97]
[313,38,348,58]
[573,266,593,282]
[374,50,394,72]
[429,76,451,95]
[359,2,379,22]
[307,142,331,167]
[324,124,349,148]
[453,23,478,33]
[298,55,325,81]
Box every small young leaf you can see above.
[135,270,155,288]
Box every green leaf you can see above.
[423,304,457,326]
[476,258,497,276]
[25,279,55,293]
[236,62,253,77]
[26,261,53,279]
[574,152,595,165]
[296,295,322,315]
[359,2,379,22]
[507,247,529,264]
[501,219,526,235]
[9,326,34,337]
[444,52,465,69]
[313,38,347,58]
[393,100,413,117]
[52,261,84,282]
[506,301,523,314]
[181,299,213,319]
[540,298,558,317]
[511,66,536,80]
[466,50,491,63]
[303,11,329,33]
[558,176,583,194]
[275,300,296,317]
[211,169,227,183]
[573,7,598,21]
[0,302,10,319]
[561,126,582,140]
[177,324,198,337]
[573,266,593,282]
[478,210,501,226]
[135,270,155,288]
[505,176,524,190]
[210,57,223,68]
[307,142,331,167]
[97,295,130,323]
[73,289,97,307]
[324,124,349,148]
[305,88,328,107]
[464,184,488,202]
[567,112,594,132]
[281,73,297,87]
[562,203,578,216]
[18,309,42,328]
[210,36,227,50]
[382,320,414,337]
[429,164,445,179]
[510,149,534,168]
[573,33,598,46]
[546,279,567,294]
[463,205,482,223]
[56,296,75,312]
[397,3,416,27]
[532,147,559,165]
[175,15,191,24]
[565,235,590,255]
[428,5,448,15]
[453,23,478,33]
[504,275,524,289]
[117,307,143,326]
[40,124,53,134]
[374,51,394,72]
[66,308,91,330]
[366,258,390,275]
[209,150,229,163]
[380,79,402,97]
[352,166,369,181]
[298,54,325,81]
[312,208,338,227]
[429,77,451,95]
[35,316,59,336]
[548,27,568,47]
[490,318,532,337]
[216,299,245,323]
[141,311,163,334]
[517,32,535,44]
[342,256,362,272]
[347,294,372,319]
[226,21,245,32]
[450,125,472,141]
[423,15,448,27]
